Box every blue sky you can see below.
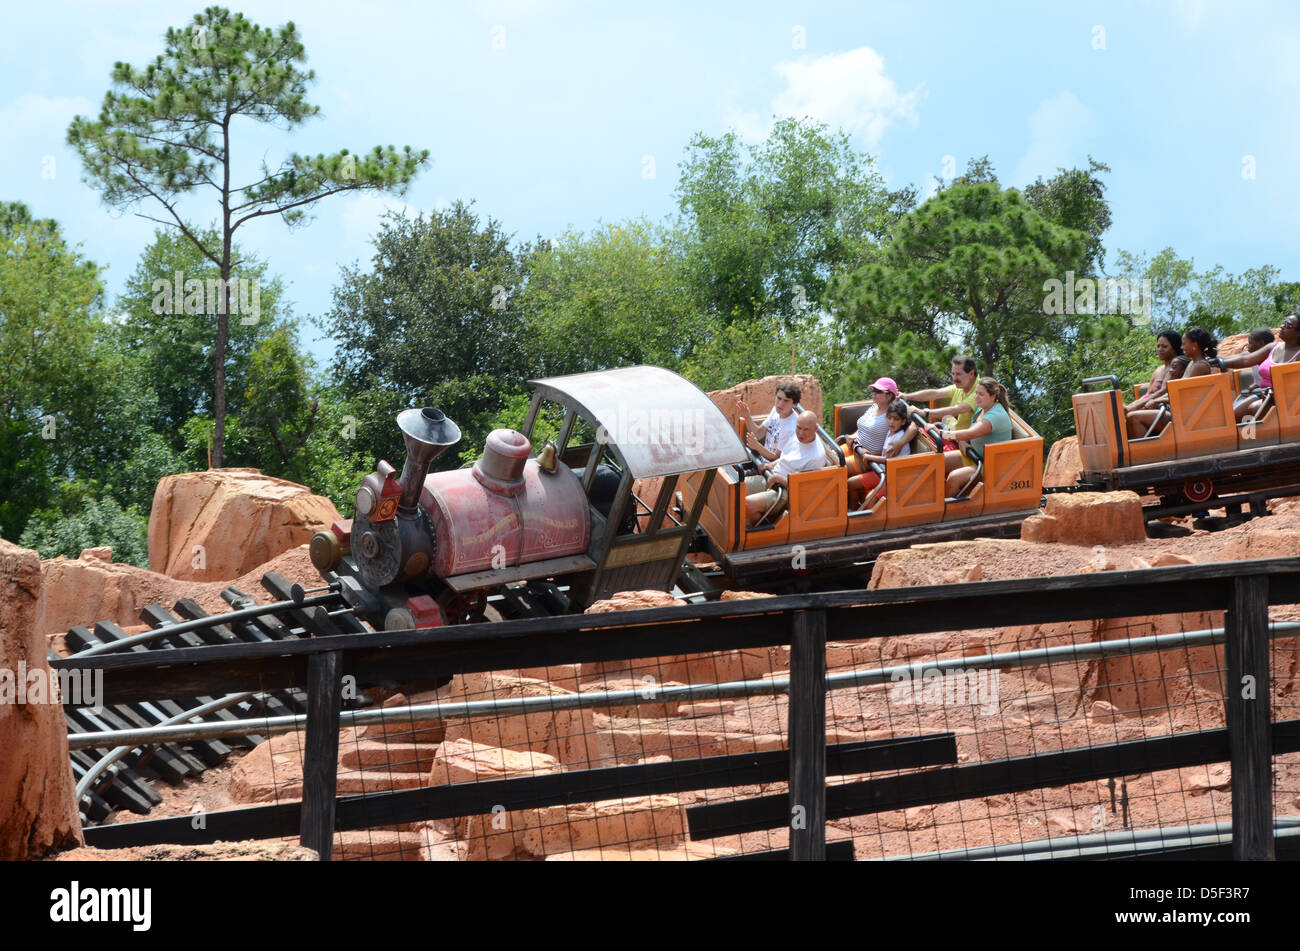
[2,0,1297,366]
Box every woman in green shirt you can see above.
[944,377,1014,497]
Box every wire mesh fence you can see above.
[205,603,1300,861]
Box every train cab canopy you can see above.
[521,365,747,606]
[524,365,747,478]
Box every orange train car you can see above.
[678,397,1044,588]
[1069,361,1300,519]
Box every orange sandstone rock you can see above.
[148,468,339,581]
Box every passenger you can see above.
[902,355,979,447]
[943,377,1014,498]
[746,411,825,526]
[1128,354,1193,438]
[737,381,800,464]
[847,400,913,510]
[1222,315,1300,422]
[837,378,915,497]
[1179,326,1218,377]
[1124,331,1182,439]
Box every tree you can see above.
[0,207,105,539]
[832,181,1088,402]
[67,6,428,466]
[115,227,287,450]
[323,203,531,471]
[519,221,711,377]
[675,117,905,325]
[1023,157,1112,275]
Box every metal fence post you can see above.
[1225,574,1273,860]
[300,650,344,860]
[788,609,827,860]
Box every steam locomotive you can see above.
[309,365,748,628]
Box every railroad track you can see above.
[63,572,373,826]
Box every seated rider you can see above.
[847,398,913,510]
[746,411,826,526]
[1221,316,1300,422]
[1124,330,1182,439]
[901,355,979,449]
[942,377,1014,498]
[738,381,800,464]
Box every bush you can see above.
[19,495,150,567]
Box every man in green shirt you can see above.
[901,356,979,436]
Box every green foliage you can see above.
[0,207,106,539]
[67,5,428,465]
[115,228,288,443]
[832,179,1089,403]
[520,221,711,376]
[19,491,150,568]
[679,315,858,406]
[324,203,531,472]
[675,117,903,325]
[1111,248,1295,339]
[1023,157,1112,273]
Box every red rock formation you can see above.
[1043,435,1082,487]
[0,540,82,859]
[1043,491,1146,546]
[148,468,339,581]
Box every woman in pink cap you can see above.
[839,377,916,508]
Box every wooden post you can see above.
[1225,574,1273,860]
[788,609,827,860]
[300,650,344,860]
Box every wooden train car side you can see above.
[1072,361,1300,517]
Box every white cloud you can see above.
[752,47,924,148]
[340,191,423,251]
[1013,91,1096,185]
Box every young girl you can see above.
[849,399,913,509]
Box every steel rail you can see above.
[67,621,1300,750]
[893,816,1300,861]
[69,593,343,657]
[74,690,260,801]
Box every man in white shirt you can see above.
[746,411,826,525]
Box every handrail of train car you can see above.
[1081,375,1121,392]
[1143,404,1171,438]
[908,410,946,453]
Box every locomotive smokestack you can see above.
[396,407,462,515]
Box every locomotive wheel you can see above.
[439,589,488,625]
[1182,477,1214,504]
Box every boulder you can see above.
[0,540,82,859]
[1043,436,1082,487]
[585,590,685,614]
[148,468,340,581]
[707,373,824,429]
[442,673,601,767]
[1043,491,1146,546]
[428,738,564,860]
[1020,514,1059,543]
[79,547,112,562]
[1218,329,1278,358]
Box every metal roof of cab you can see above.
[529,365,748,479]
